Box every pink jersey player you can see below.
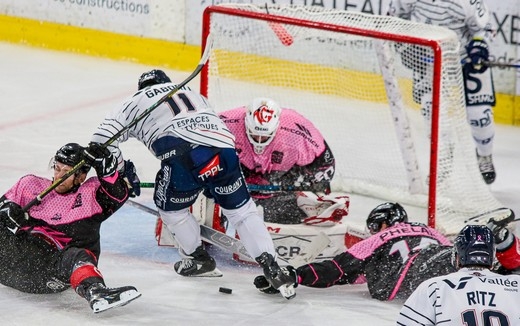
[220,98,335,224]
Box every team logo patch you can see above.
[254,105,275,125]
[46,277,68,291]
[72,193,83,209]
[271,151,284,164]
[198,155,223,181]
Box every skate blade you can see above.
[92,289,142,313]
[278,284,296,300]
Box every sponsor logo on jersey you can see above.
[71,193,83,209]
[214,178,243,195]
[295,123,312,137]
[155,167,171,207]
[467,94,495,106]
[443,276,472,289]
[157,149,177,160]
[176,115,220,131]
[469,109,493,129]
[280,126,320,148]
[222,118,240,124]
[443,274,519,290]
[477,276,519,288]
[170,193,198,204]
[198,156,223,181]
[176,115,210,128]
[51,213,62,221]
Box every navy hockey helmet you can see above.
[138,69,171,90]
[453,225,495,268]
[54,143,91,174]
[366,202,408,234]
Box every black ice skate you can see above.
[477,151,496,184]
[85,283,141,313]
[255,252,296,300]
[174,246,223,277]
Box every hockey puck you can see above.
[219,287,232,294]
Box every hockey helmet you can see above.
[453,225,495,268]
[245,97,281,154]
[138,69,172,90]
[366,202,408,234]
[54,143,91,174]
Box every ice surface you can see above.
[0,42,518,325]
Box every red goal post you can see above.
[200,4,502,235]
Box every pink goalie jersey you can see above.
[219,106,327,174]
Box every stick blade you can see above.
[463,207,515,225]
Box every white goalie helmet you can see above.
[245,97,282,154]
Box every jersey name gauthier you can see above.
[378,224,435,241]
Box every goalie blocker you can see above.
[155,191,359,264]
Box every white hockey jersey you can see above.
[388,0,494,48]
[397,267,520,325]
[91,84,235,170]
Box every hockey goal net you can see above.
[200,4,502,235]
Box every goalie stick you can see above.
[125,199,331,268]
[139,182,312,192]
[22,34,215,212]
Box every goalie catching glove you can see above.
[297,191,349,226]
[253,265,298,294]
[0,199,29,234]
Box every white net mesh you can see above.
[202,4,502,235]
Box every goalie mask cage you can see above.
[200,4,502,235]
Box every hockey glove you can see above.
[123,160,141,197]
[83,142,117,178]
[465,38,489,74]
[253,266,298,294]
[487,212,515,250]
[0,200,29,234]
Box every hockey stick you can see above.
[463,207,518,225]
[125,199,330,267]
[483,61,520,69]
[22,35,214,212]
[461,58,520,69]
[138,182,313,192]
